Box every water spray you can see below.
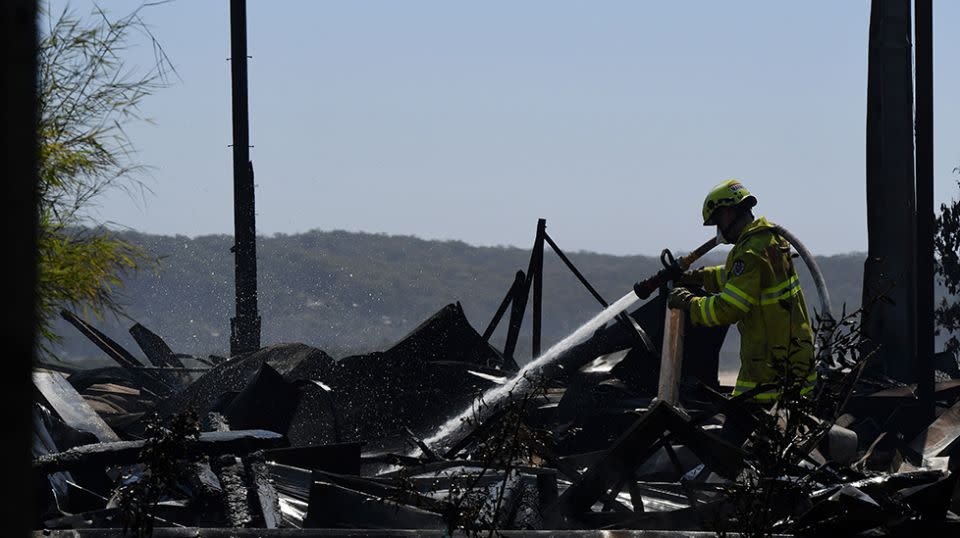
[419,236,721,455]
[420,289,642,454]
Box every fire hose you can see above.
[633,227,834,360]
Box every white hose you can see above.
[772,224,833,321]
[773,224,835,365]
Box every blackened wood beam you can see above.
[532,218,546,357]
[862,0,917,383]
[544,401,745,525]
[60,310,176,397]
[483,270,525,342]
[913,0,935,420]
[33,430,285,475]
[229,0,261,356]
[130,322,185,368]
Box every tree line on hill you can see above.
[50,228,883,372]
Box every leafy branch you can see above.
[36,2,174,355]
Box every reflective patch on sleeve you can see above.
[706,296,719,325]
[720,290,750,312]
[732,259,745,276]
[697,298,712,327]
[760,275,801,305]
[719,282,757,313]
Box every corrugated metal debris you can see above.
[31,299,960,536]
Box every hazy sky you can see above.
[53,1,960,256]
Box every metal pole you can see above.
[503,220,547,361]
[914,0,934,419]
[229,0,261,356]
[503,271,528,361]
[532,219,546,357]
[483,270,525,342]
[545,230,654,351]
[544,231,610,308]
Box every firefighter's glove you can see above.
[674,268,706,288]
[667,287,695,312]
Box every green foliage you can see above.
[36,3,171,355]
[934,179,960,356]
[36,223,139,350]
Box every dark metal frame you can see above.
[481,219,644,363]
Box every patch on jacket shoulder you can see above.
[732,259,746,276]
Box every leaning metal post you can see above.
[532,218,546,357]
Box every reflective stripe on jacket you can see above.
[688,217,816,400]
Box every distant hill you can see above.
[48,228,903,371]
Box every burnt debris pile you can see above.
[33,297,960,535]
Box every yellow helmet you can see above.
[702,179,757,225]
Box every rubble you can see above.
[31,295,960,535]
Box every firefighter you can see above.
[668,179,817,402]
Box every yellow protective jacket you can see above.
[688,217,816,400]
